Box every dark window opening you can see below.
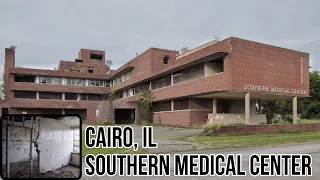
[190,98,212,110]
[65,93,78,100]
[163,55,169,64]
[87,94,103,101]
[173,63,205,84]
[135,83,150,94]
[14,75,35,83]
[14,91,36,99]
[151,74,171,90]
[75,59,83,62]
[217,99,230,113]
[39,92,62,100]
[79,93,88,101]
[88,67,93,73]
[90,54,103,60]
[174,98,190,110]
[115,91,123,99]
[206,59,224,76]
[153,101,172,112]
[115,109,135,124]
[2,108,9,115]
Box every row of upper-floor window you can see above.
[110,70,132,87]
[114,61,224,99]
[14,75,109,87]
[13,91,107,101]
[153,98,230,113]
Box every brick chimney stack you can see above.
[5,48,15,68]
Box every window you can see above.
[123,71,132,81]
[173,64,205,85]
[88,79,105,87]
[87,94,103,101]
[88,67,93,73]
[153,101,172,112]
[14,91,36,99]
[2,108,8,115]
[151,74,171,90]
[90,54,103,60]
[174,99,190,110]
[163,55,169,64]
[39,76,62,85]
[14,75,35,83]
[65,93,78,100]
[79,94,87,101]
[39,92,62,100]
[190,98,212,110]
[75,59,83,62]
[73,128,80,152]
[135,83,150,94]
[67,78,86,86]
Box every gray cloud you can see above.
[0,0,319,74]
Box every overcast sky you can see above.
[0,0,319,77]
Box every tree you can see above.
[103,91,117,122]
[138,89,155,124]
[0,70,5,99]
[181,47,189,54]
[262,71,320,122]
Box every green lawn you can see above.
[82,132,145,157]
[179,131,320,149]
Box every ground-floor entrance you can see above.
[115,108,135,124]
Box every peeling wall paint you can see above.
[37,117,74,173]
[2,120,39,164]
[2,116,80,174]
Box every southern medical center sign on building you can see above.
[244,85,307,95]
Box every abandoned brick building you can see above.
[0,37,310,126]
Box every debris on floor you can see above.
[2,159,80,178]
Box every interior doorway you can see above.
[114,109,135,124]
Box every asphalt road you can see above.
[80,142,320,180]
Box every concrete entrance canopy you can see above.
[194,91,295,100]
[193,91,303,125]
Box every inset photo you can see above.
[1,114,81,179]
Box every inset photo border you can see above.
[0,114,82,179]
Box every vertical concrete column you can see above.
[212,98,217,114]
[258,99,262,114]
[62,93,65,100]
[149,82,152,90]
[36,92,39,99]
[35,76,39,83]
[171,100,174,111]
[293,96,298,124]
[171,73,173,85]
[245,92,250,124]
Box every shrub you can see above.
[103,121,115,126]
[203,123,221,134]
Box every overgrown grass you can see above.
[298,119,320,124]
[179,131,320,149]
[81,132,145,157]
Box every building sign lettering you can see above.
[244,85,306,95]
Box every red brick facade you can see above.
[1,37,310,126]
